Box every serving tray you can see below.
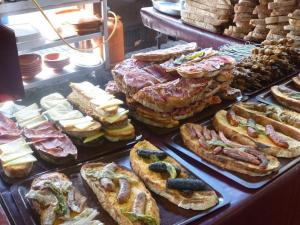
[166,118,300,189]
[0,134,142,185]
[9,144,230,225]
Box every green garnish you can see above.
[163,162,178,179]
[149,154,160,163]
[239,121,265,135]
[83,132,104,143]
[85,168,135,183]
[123,212,158,225]
[44,182,68,216]
[207,140,229,148]
[289,92,300,99]
[173,50,205,65]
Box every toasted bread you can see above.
[180,123,280,176]
[3,162,33,178]
[213,110,300,158]
[81,162,160,225]
[292,75,300,90]
[130,140,219,210]
[232,103,300,140]
[271,86,300,112]
[103,123,135,142]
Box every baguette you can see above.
[292,75,300,90]
[130,140,219,210]
[180,123,280,176]
[81,162,160,225]
[271,85,300,112]
[213,110,300,158]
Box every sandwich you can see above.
[292,74,300,89]
[26,172,103,225]
[271,85,300,112]
[180,123,280,176]
[68,82,135,142]
[231,102,300,140]
[0,113,21,144]
[0,138,36,178]
[213,109,300,158]
[132,42,198,62]
[40,93,103,144]
[23,121,77,164]
[130,140,219,210]
[81,162,160,225]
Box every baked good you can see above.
[271,85,300,112]
[213,109,300,158]
[181,123,280,176]
[41,93,103,144]
[26,172,103,225]
[81,162,160,225]
[292,74,300,89]
[0,138,36,178]
[130,140,219,210]
[285,9,300,48]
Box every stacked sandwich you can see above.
[245,0,272,42]
[111,43,237,128]
[224,0,258,39]
[286,9,300,48]
[265,0,298,40]
[67,81,135,142]
[181,0,233,33]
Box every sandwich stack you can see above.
[265,0,298,40]
[245,0,272,42]
[111,43,238,128]
[181,0,234,33]
[224,0,258,39]
[285,9,300,48]
[67,81,135,142]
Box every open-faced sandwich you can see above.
[130,140,219,210]
[81,162,160,225]
[180,123,280,176]
[68,82,135,142]
[0,137,36,178]
[40,93,103,144]
[26,172,104,225]
[213,109,300,158]
[271,85,300,112]
[292,74,300,90]
[232,102,300,140]
[0,113,21,144]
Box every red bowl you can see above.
[44,52,70,72]
[19,54,42,68]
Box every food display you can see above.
[81,161,160,225]
[244,0,272,42]
[286,9,300,48]
[292,74,300,89]
[265,0,297,41]
[112,43,238,128]
[232,38,300,93]
[180,123,279,176]
[0,138,36,178]
[25,172,103,225]
[213,109,300,158]
[224,0,257,39]
[41,93,103,144]
[130,140,219,210]
[68,82,135,142]
[181,0,233,33]
[271,85,300,112]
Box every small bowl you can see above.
[19,53,42,80]
[44,53,70,72]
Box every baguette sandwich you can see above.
[213,109,300,158]
[81,162,160,225]
[271,85,300,112]
[130,140,219,210]
[180,123,280,176]
[26,172,103,225]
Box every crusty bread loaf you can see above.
[271,86,300,113]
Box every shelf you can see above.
[18,31,102,53]
[0,0,100,16]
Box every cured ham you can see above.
[0,113,21,144]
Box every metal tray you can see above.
[243,70,299,96]
[9,144,230,225]
[0,134,142,185]
[166,118,300,189]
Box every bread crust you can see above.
[213,110,300,158]
[130,140,219,210]
[180,124,280,176]
[3,162,33,178]
[292,76,300,90]
[271,86,300,113]
[81,162,160,225]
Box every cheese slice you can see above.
[60,116,93,128]
[3,154,37,167]
[0,149,33,164]
[74,121,95,130]
[92,99,123,110]
[102,108,129,124]
[18,115,46,128]
[14,103,40,117]
[46,108,83,121]
[0,138,29,155]
[40,93,73,110]
[104,123,134,136]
